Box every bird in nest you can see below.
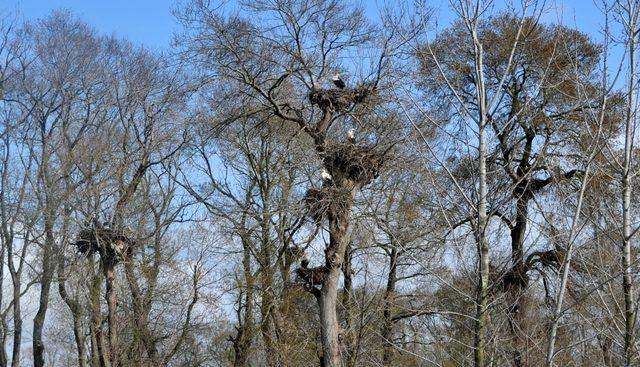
[321,168,333,183]
[347,128,356,143]
[332,73,346,89]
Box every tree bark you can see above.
[473,33,490,367]
[10,272,21,367]
[506,189,531,367]
[33,215,55,367]
[89,257,108,367]
[124,259,158,364]
[232,235,254,367]
[342,242,357,367]
[103,261,118,366]
[60,268,89,367]
[621,9,638,364]
[318,272,342,367]
[318,186,356,367]
[260,263,279,367]
[381,247,399,366]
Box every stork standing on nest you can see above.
[347,128,356,143]
[332,72,346,89]
[321,168,333,184]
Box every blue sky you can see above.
[3,0,606,51]
[4,0,179,49]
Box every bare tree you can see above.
[0,2,638,367]
[176,1,406,365]
[613,1,640,365]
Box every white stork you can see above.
[347,128,356,143]
[321,168,333,182]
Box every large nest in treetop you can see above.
[303,186,353,222]
[73,222,135,264]
[323,143,385,185]
[296,265,328,288]
[308,85,374,112]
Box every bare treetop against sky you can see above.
[2,0,640,366]
[6,0,602,48]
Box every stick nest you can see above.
[303,186,353,222]
[308,86,374,112]
[323,143,385,184]
[73,221,135,264]
[296,265,328,288]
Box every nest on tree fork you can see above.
[296,265,328,288]
[73,223,135,264]
[308,86,374,112]
[492,249,566,293]
[502,267,529,291]
[323,143,385,185]
[303,186,353,222]
[303,144,386,222]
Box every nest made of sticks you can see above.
[323,143,385,185]
[502,267,530,291]
[296,265,328,288]
[303,186,353,222]
[73,222,135,264]
[491,248,566,293]
[308,85,374,112]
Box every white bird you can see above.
[332,73,346,89]
[321,168,333,182]
[347,128,356,143]
[113,240,126,255]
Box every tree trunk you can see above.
[89,260,106,367]
[11,273,21,367]
[62,275,88,367]
[232,235,254,367]
[33,218,55,367]
[318,270,342,367]
[232,295,253,367]
[382,247,399,366]
[0,318,9,366]
[259,215,279,367]
[473,37,489,367]
[124,260,158,364]
[58,258,88,367]
[621,7,638,366]
[319,187,355,367]
[507,193,530,367]
[71,313,88,367]
[342,242,357,367]
[0,316,7,367]
[4,229,22,367]
[259,263,278,367]
[103,261,118,366]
